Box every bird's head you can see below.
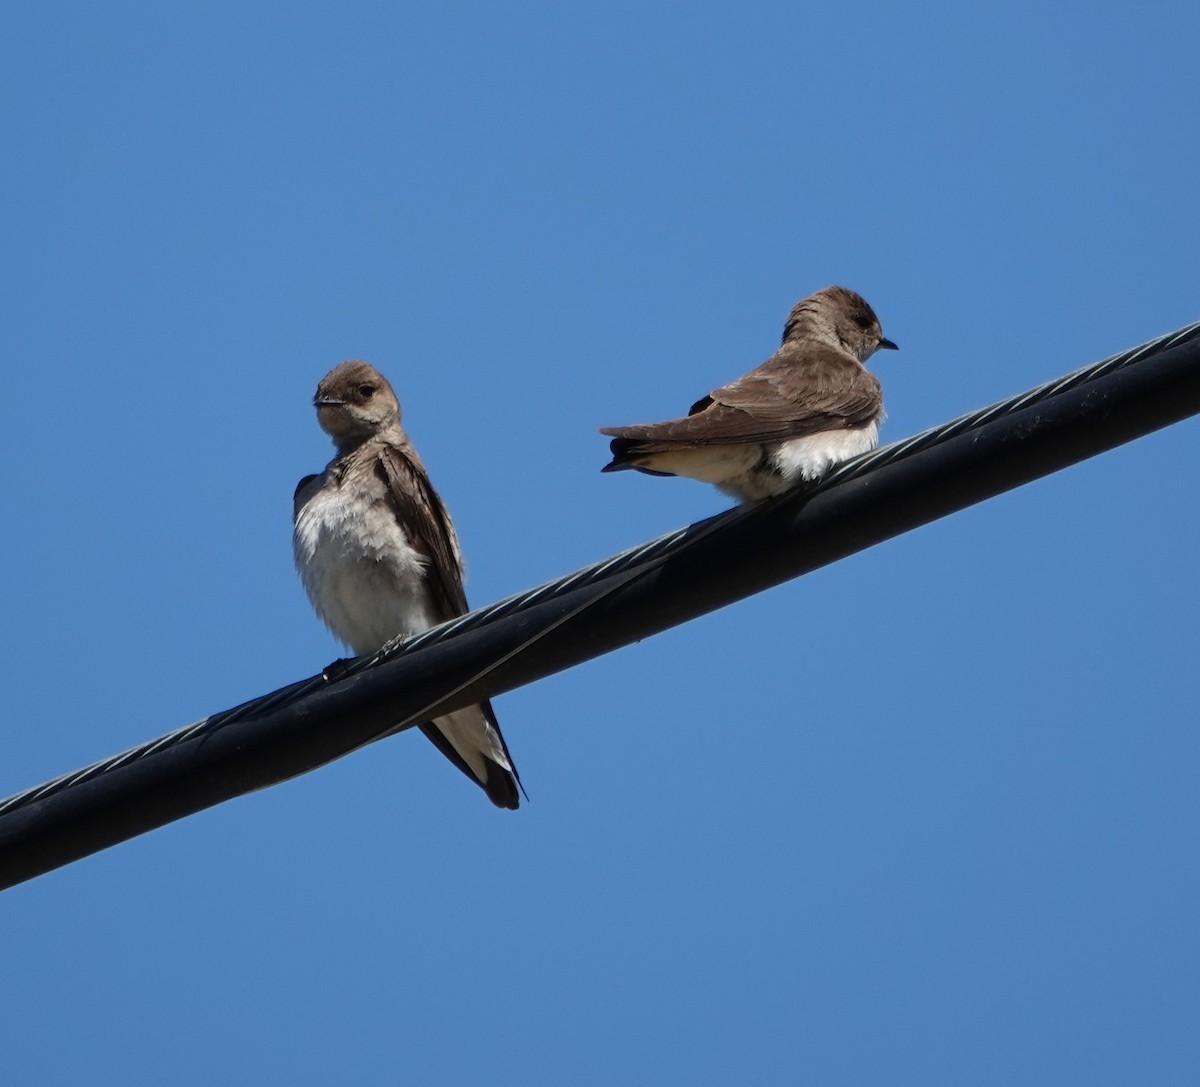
[313,360,401,449]
[784,286,898,362]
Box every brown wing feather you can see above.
[375,446,523,808]
[600,342,881,449]
[375,445,469,620]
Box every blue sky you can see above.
[3,2,1198,1084]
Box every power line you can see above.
[2,318,1199,890]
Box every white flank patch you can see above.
[771,421,880,485]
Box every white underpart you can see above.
[294,480,437,654]
[634,445,761,489]
[430,708,505,781]
[769,419,880,487]
[293,476,511,781]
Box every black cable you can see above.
[2,318,1198,890]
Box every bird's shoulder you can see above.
[292,471,325,521]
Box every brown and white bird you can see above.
[600,286,898,502]
[293,361,522,809]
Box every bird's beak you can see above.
[314,397,344,407]
[878,338,899,351]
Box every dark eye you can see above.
[853,313,873,330]
[358,383,377,399]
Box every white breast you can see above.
[293,479,438,655]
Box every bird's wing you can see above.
[601,342,882,448]
[376,445,524,809]
[375,444,469,619]
[293,473,322,521]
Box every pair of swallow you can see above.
[293,286,898,809]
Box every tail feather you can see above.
[480,755,522,810]
[601,435,638,472]
[419,702,523,810]
[601,435,676,476]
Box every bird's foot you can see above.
[322,657,355,683]
[378,632,410,655]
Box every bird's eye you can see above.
[853,314,873,330]
[358,384,376,399]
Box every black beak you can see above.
[314,397,344,407]
[878,337,899,351]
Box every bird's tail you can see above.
[420,702,524,810]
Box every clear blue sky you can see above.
[3,3,1198,1084]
